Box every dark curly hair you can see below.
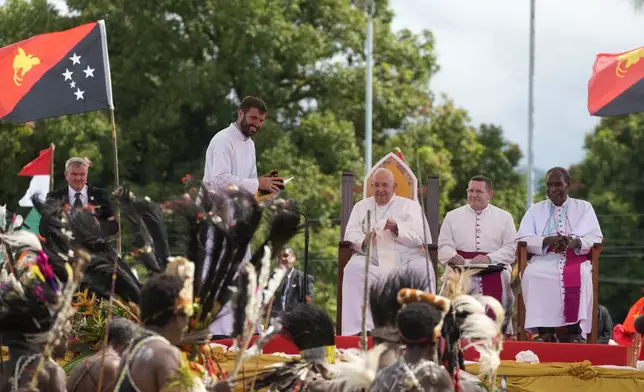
[140,274,185,327]
[397,302,441,346]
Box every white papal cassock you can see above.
[342,195,434,336]
[203,122,257,336]
[517,197,602,335]
[437,204,517,315]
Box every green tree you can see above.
[0,0,527,322]
[568,114,644,323]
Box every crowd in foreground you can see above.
[0,173,505,391]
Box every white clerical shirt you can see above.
[203,122,259,194]
[438,204,516,265]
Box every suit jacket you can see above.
[45,185,119,236]
[271,269,314,316]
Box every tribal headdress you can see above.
[324,270,432,392]
[241,304,337,391]
[0,199,94,390]
[439,268,505,392]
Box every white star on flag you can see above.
[83,66,95,78]
[74,88,85,100]
[70,81,76,88]
[62,69,73,81]
[70,53,81,65]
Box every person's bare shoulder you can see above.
[44,362,67,392]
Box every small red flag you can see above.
[588,46,644,116]
[394,147,405,162]
[19,146,53,176]
[0,21,113,123]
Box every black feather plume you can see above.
[231,266,250,339]
[280,304,335,351]
[199,187,263,322]
[369,269,429,329]
[115,185,169,273]
[248,199,301,269]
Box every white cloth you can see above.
[341,195,435,336]
[437,204,516,310]
[516,197,603,334]
[203,122,259,194]
[18,175,49,207]
[67,184,88,206]
[203,122,258,336]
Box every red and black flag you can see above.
[588,46,644,116]
[0,21,113,123]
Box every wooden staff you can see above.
[95,108,122,392]
[415,152,433,289]
[361,210,372,352]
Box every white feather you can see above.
[243,263,258,333]
[460,312,502,379]
[473,294,505,328]
[263,266,287,306]
[0,205,6,231]
[452,295,485,315]
[327,345,387,391]
[0,231,42,251]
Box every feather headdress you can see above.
[241,304,337,391]
[0,200,93,390]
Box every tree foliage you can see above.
[569,114,644,323]
[0,0,526,321]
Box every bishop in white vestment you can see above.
[517,168,602,342]
[202,97,281,337]
[438,176,517,317]
[342,168,434,336]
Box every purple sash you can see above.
[456,250,503,306]
[550,248,586,323]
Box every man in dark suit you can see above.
[45,157,118,236]
[272,248,314,316]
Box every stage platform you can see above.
[214,335,642,366]
[212,336,644,392]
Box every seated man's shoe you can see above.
[533,333,558,343]
[564,334,587,343]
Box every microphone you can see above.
[299,211,310,303]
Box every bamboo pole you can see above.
[49,143,55,192]
[95,108,121,392]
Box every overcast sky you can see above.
[391,0,644,170]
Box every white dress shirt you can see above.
[68,184,88,207]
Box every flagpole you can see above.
[95,108,121,392]
[364,0,375,173]
[526,0,536,208]
[49,143,55,192]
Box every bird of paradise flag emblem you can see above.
[13,47,40,86]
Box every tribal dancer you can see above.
[242,304,337,391]
[0,200,93,392]
[370,289,453,392]
[439,269,504,392]
[67,318,137,392]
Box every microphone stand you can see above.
[299,211,310,303]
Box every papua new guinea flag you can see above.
[0,21,113,123]
[588,46,644,116]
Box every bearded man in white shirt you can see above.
[202,96,283,338]
[438,175,517,325]
[203,96,284,195]
[341,168,434,336]
[517,167,603,343]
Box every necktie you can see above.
[73,192,83,209]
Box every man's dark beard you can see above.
[240,115,257,138]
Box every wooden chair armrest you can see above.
[339,240,354,250]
